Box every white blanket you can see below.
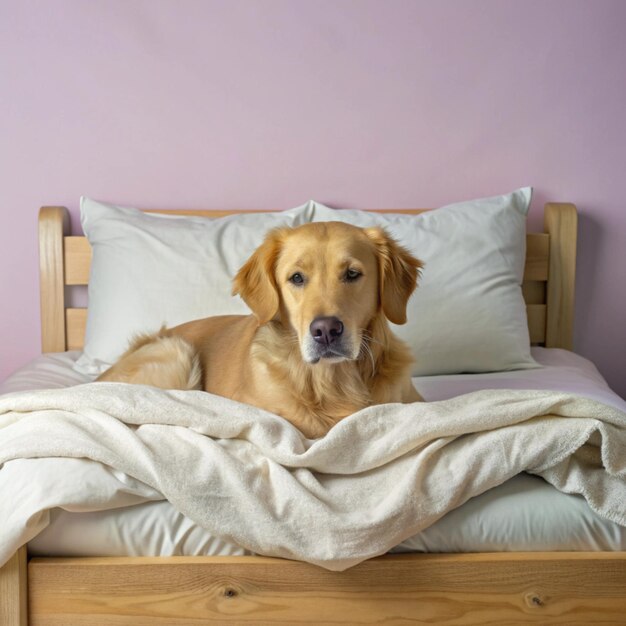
[1,383,625,570]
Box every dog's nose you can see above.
[310,317,344,345]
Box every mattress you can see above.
[2,348,625,557]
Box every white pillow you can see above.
[76,190,537,378]
[74,198,314,375]
[308,188,538,376]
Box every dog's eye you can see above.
[289,273,305,285]
[345,269,361,282]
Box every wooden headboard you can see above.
[38,204,578,354]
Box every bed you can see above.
[1,197,625,625]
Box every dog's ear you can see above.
[364,227,423,325]
[232,228,286,324]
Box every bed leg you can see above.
[0,546,28,626]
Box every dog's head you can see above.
[232,221,422,364]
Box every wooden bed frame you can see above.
[2,202,625,624]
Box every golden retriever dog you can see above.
[98,221,423,438]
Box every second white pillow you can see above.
[308,188,537,376]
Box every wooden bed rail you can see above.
[21,552,626,623]
[38,203,578,353]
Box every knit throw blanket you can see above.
[1,383,625,570]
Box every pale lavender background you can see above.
[1,0,625,397]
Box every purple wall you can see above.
[1,0,625,396]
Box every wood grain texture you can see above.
[28,553,626,625]
[524,233,550,281]
[38,207,69,353]
[63,237,91,286]
[544,203,578,350]
[522,280,546,305]
[526,304,547,344]
[0,546,28,626]
[65,308,87,351]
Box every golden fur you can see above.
[98,221,423,438]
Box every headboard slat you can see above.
[526,304,547,344]
[521,281,546,305]
[64,237,92,286]
[66,309,87,352]
[524,234,550,281]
